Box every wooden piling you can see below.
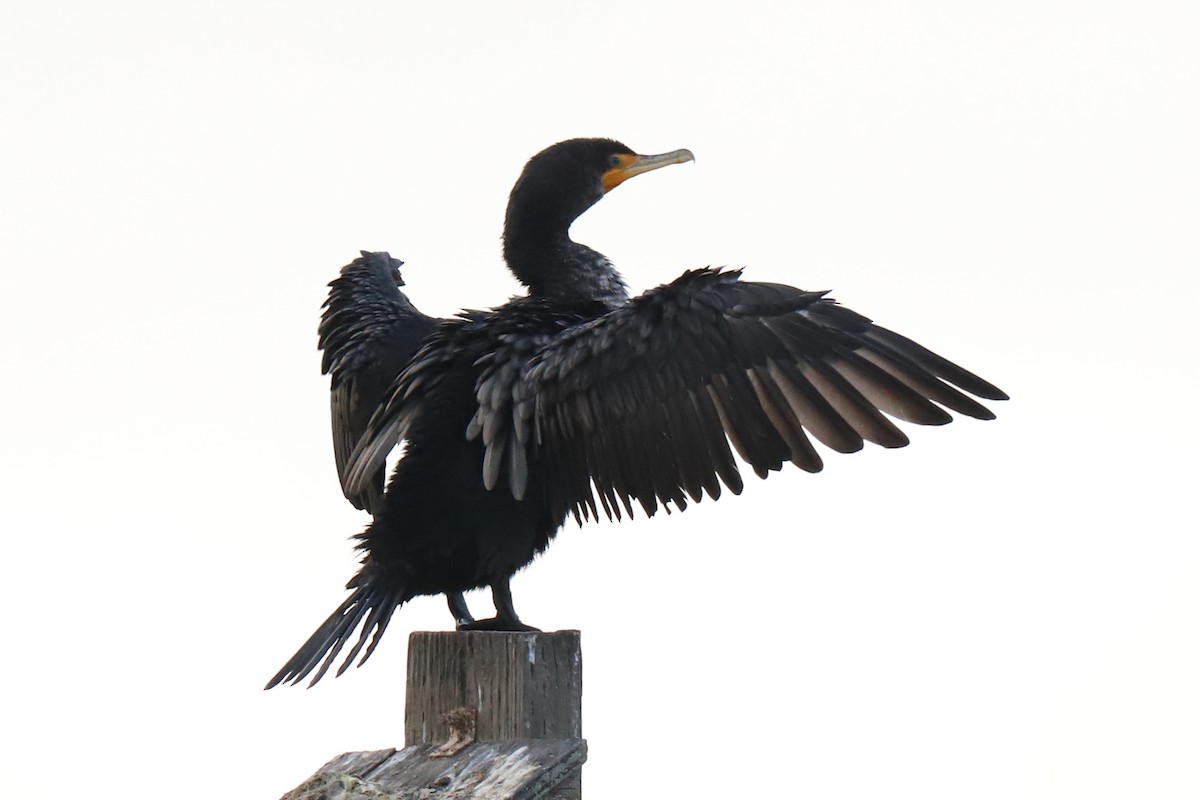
[405,630,583,745]
[279,631,587,800]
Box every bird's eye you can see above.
[608,155,621,167]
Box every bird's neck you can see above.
[504,231,629,307]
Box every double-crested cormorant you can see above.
[266,138,1007,688]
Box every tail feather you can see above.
[333,585,404,678]
[265,582,406,689]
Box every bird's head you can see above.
[504,138,695,239]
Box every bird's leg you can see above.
[491,578,541,631]
[448,592,475,629]
[457,577,541,632]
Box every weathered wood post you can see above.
[280,631,586,800]
[405,631,583,745]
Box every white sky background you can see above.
[2,2,1198,798]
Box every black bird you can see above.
[267,138,1007,688]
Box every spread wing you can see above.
[477,268,1007,523]
[318,251,439,513]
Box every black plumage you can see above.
[266,138,1007,688]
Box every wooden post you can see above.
[405,631,583,745]
[279,630,587,800]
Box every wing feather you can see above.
[749,364,824,473]
[796,357,910,448]
[319,252,439,513]
[523,269,1005,522]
